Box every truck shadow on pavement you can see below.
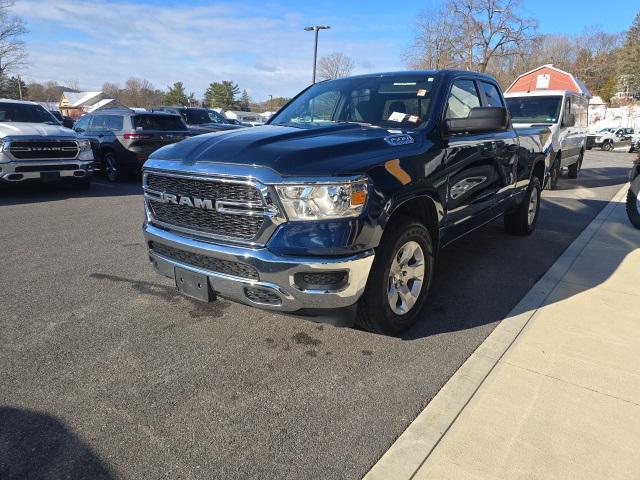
[552,167,630,191]
[402,195,633,341]
[0,406,116,480]
[0,177,141,206]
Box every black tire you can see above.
[602,140,613,151]
[548,156,560,190]
[356,215,434,335]
[586,147,592,150]
[627,186,640,229]
[103,151,125,182]
[504,177,541,236]
[567,150,583,179]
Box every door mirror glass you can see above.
[446,107,508,134]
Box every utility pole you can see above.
[304,25,330,84]
[268,94,273,113]
[17,74,22,100]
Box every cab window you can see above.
[446,80,481,119]
[480,82,503,108]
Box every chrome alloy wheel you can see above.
[528,187,539,226]
[387,240,425,315]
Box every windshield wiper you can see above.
[337,121,374,127]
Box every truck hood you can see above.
[0,122,76,138]
[148,124,421,176]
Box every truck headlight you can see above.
[275,179,368,221]
[77,139,93,160]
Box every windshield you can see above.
[270,74,440,129]
[182,109,218,125]
[207,110,229,124]
[506,96,562,124]
[0,102,59,124]
[598,128,615,133]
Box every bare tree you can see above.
[408,0,537,72]
[317,52,355,80]
[0,0,26,78]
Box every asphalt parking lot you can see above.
[0,149,635,480]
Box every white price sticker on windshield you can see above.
[388,111,407,122]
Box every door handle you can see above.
[97,134,104,138]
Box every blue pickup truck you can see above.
[142,70,551,335]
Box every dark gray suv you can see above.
[73,108,191,182]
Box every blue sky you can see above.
[14,0,637,102]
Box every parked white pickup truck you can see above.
[586,127,634,152]
[0,99,94,187]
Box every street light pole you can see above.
[304,25,330,84]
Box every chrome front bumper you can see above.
[143,223,375,312]
[0,159,93,182]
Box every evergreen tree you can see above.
[239,89,251,111]
[617,12,640,94]
[164,81,189,106]
[204,81,240,110]
[0,76,27,99]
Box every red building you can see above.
[506,64,591,97]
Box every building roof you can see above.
[506,64,591,97]
[62,91,103,107]
[86,98,117,112]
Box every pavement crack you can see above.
[503,361,640,408]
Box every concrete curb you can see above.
[364,183,631,480]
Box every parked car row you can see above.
[586,127,637,152]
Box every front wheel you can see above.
[602,141,613,151]
[627,179,640,229]
[548,157,560,190]
[504,177,541,236]
[356,216,434,335]
[567,151,583,179]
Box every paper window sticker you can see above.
[388,111,407,122]
[417,89,427,97]
[408,115,419,123]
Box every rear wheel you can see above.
[103,151,125,182]
[504,177,541,236]
[567,150,583,179]
[356,216,434,335]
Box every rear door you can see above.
[125,114,190,159]
[442,78,505,241]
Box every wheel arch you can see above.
[383,194,441,255]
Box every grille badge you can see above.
[159,192,214,210]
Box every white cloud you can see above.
[15,0,407,102]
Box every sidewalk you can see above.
[366,185,640,480]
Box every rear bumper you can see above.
[143,223,375,312]
[0,159,93,182]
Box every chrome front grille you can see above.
[146,174,262,202]
[150,242,259,280]
[144,172,275,243]
[147,200,264,239]
[9,140,78,160]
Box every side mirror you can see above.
[445,107,508,134]
[563,113,575,127]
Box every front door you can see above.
[442,79,508,241]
